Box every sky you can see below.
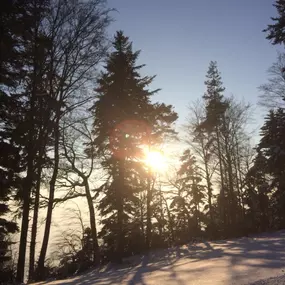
[106,0,279,132]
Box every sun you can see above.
[144,149,166,172]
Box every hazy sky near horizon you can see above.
[107,0,279,131]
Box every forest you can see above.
[1,0,285,284]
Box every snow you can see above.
[250,275,285,285]
[33,230,285,285]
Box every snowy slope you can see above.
[34,230,285,285]
[250,275,285,285]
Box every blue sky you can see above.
[107,0,279,130]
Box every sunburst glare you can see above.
[144,149,166,172]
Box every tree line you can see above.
[1,0,285,283]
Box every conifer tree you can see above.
[90,31,177,260]
[244,152,270,232]
[198,61,229,229]
[0,0,31,279]
[258,110,285,228]
[186,101,216,234]
[252,0,285,232]
[171,149,205,243]
[264,0,285,45]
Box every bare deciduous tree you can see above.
[34,0,111,278]
[60,119,101,264]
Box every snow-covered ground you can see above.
[250,275,285,285]
[34,230,285,285]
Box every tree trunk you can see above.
[159,186,164,236]
[116,158,124,262]
[139,192,144,238]
[236,141,245,217]
[84,177,99,264]
[195,203,200,232]
[36,115,60,278]
[29,111,47,281]
[16,49,37,282]
[16,167,33,282]
[233,153,241,207]
[200,137,213,225]
[28,164,42,282]
[146,170,152,249]
[216,127,226,227]
[164,200,174,245]
[204,159,213,224]
[193,178,200,233]
[224,132,236,227]
[233,151,244,225]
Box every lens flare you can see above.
[144,150,166,171]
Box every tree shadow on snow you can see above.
[125,231,285,284]
[38,231,285,285]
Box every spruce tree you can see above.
[0,0,31,279]
[90,31,177,260]
[0,96,21,280]
[180,150,205,232]
[258,109,285,228]
[264,0,285,45]
[244,151,270,233]
[198,61,230,230]
[14,1,53,280]
[256,0,285,232]
[171,149,205,243]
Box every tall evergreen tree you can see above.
[13,1,53,281]
[179,150,205,233]
[90,31,177,261]
[258,109,285,228]
[244,151,270,233]
[198,61,230,230]
[171,149,205,243]
[241,0,285,236]
[264,0,285,45]
[186,101,216,234]
[0,96,21,280]
[196,62,250,236]
[0,0,32,280]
